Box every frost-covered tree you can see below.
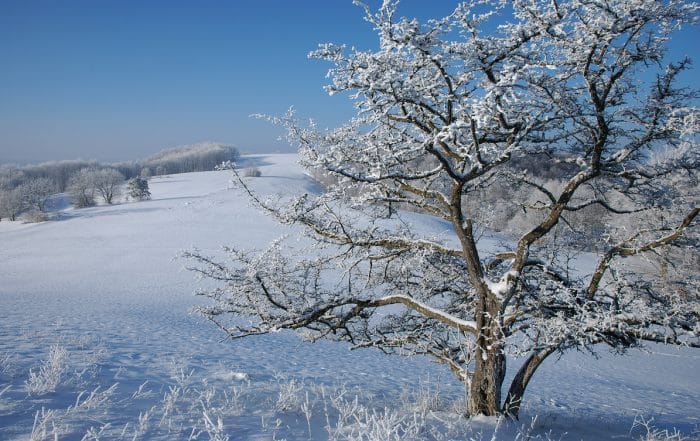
[112,160,141,180]
[0,166,26,191]
[92,168,124,204]
[188,0,699,418]
[0,175,59,221]
[21,177,56,212]
[67,168,98,208]
[66,168,125,206]
[127,177,151,201]
[0,187,24,221]
[142,142,239,175]
[29,159,99,192]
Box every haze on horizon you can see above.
[1,0,698,166]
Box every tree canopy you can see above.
[189,0,699,417]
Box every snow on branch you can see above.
[191,0,699,418]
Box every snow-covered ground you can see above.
[0,154,698,440]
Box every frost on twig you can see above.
[189,0,699,418]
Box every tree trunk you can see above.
[502,347,555,418]
[467,303,506,416]
[468,344,506,415]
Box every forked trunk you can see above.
[502,348,555,418]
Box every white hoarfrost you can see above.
[0,155,697,439]
[190,0,699,421]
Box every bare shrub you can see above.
[275,378,302,412]
[632,416,690,441]
[0,351,15,378]
[26,345,68,395]
[30,407,62,441]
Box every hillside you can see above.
[0,154,698,440]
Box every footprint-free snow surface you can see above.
[1,154,698,440]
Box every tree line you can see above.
[0,142,238,221]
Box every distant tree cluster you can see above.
[0,142,237,220]
[0,159,99,194]
[0,167,61,221]
[0,186,24,221]
[113,142,239,178]
[66,168,126,208]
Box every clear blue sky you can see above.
[0,1,697,165]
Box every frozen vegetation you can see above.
[0,142,238,221]
[189,0,699,425]
[0,154,698,440]
[2,1,699,438]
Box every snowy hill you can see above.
[0,154,698,440]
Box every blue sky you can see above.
[0,1,698,165]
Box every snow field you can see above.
[0,154,698,440]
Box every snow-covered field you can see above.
[0,154,698,440]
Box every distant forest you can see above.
[0,142,238,221]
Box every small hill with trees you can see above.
[0,142,238,221]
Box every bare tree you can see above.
[188,0,699,418]
[92,168,124,204]
[67,169,97,208]
[21,177,57,213]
